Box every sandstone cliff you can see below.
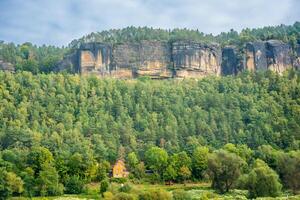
[111,41,172,79]
[221,46,238,75]
[56,39,297,79]
[245,40,292,73]
[0,60,15,72]
[172,41,221,78]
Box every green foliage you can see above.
[277,151,300,194]
[163,165,177,182]
[145,147,168,179]
[246,159,282,198]
[0,168,10,200]
[64,175,85,194]
[96,161,111,181]
[0,42,67,73]
[118,183,132,193]
[172,189,193,200]
[37,164,64,196]
[0,71,299,197]
[138,189,172,200]
[100,179,110,195]
[208,150,245,193]
[192,146,209,180]
[69,22,300,50]
[113,192,136,200]
[5,172,24,195]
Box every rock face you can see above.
[295,44,300,70]
[112,41,172,79]
[58,39,296,79]
[245,40,292,73]
[221,46,238,75]
[0,60,15,72]
[172,41,221,78]
[245,42,268,71]
[266,40,292,73]
[55,52,78,73]
[80,43,112,76]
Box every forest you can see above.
[0,70,300,199]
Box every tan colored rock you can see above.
[172,41,221,78]
[0,60,15,72]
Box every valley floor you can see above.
[9,182,300,200]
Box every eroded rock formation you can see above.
[57,39,297,79]
[245,40,292,73]
[293,43,300,70]
[111,41,172,79]
[0,60,15,72]
[80,43,112,76]
[221,46,238,75]
[172,41,221,78]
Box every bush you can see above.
[113,192,136,200]
[103,191,114,200]
[111,177,128,184]
[138,191,152,200]
[64,176,85,194]
[246,159,282,198]
[138,189,172,200]
[100,179,110,195]
[118,183,132,193]
[173,189,192,200]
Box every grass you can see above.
[9,182,300,200]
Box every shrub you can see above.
[103,191,114,200]
[246,159,282,198]
[138,191,152,200]
[173,189,192,200]
[138,189,172,200]
[113,192,136,200]
[100,179,110,195]
[111,177,128,184]
[118,183,132,193]
[64,176,85,194]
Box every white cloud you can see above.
[0,0,299,46]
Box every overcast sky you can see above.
[0,0,299,46]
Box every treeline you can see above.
[1,22,299,75]
[1,143,300,199]
[0,70,299,198]
[70,22,300,49]
[0,41,68,74]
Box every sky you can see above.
[0,0,299,46]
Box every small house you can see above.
[112,159,129,178]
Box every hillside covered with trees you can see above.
[0,70,300,199]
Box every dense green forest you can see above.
[1,22,299,75]
[0,22,300,199]
[0,70,300,199]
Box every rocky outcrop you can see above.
[293,43,300,70]
[57,39,296,79]
[245,40,292,73]
[79,43,112,76]
[221,46,238,75]
[245,41,268,71]
[172,41,221,78]
[55,51,78,73]
[0,60,15,72]
[266,40,292,73]
[112,41,172,79]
